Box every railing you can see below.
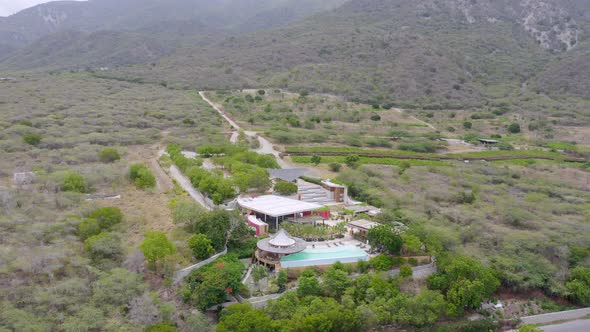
[255,250,280,265]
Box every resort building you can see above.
[237,195,323,229]
[247,215,269,237]
[253,229,369,271]
[254,229,307,270]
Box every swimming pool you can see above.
[280,245,368,268]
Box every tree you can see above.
[191,209,233,251]
[185,256,245,310]
[62,172,88,193]
[297,273,321,297]
[252,266,267,285]
[566,267,590,306]
[98,148,120,163]
[367,225,403,255]
[329,163,342,172]
[345,154,360,168]
[400,264,413,278]
[427,254,500,316]
[508,123,521,133]
[217,304,274,332]
[402,234,422,255]
[274,181,298,196]
[23,133,42,145]
[277,270,288,291]
[463,121,472,129]
[257,90,266,95]
[404,290,447,327]
[89,207,124,229]
[140,232,176,269]
[518,325,543,332]
[188,234,214,260]
[310,155,322,165]
[322,266,351,299]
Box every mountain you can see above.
[0,0,348,60]
[100,0,589,107]
[1,0,588,107]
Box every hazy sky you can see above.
[0,0,86,17]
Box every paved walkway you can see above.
[521,307,590,326]
[540,319,590,332]
[169,164,213,210]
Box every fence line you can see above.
[173,247,227,284]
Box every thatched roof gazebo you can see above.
[254,229,307,269]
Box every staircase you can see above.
[297,180,337,205]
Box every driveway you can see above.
[541,319,590,332]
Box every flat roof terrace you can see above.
[237,195,324,218]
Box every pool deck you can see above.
[304,233,375,257]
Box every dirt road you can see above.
[200,91,292,169]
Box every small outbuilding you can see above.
[347,219,380,238]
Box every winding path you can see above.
[199,91,291,168]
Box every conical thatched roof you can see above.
[257,229,307,254]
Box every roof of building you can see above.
[268,168,309,182]
[479,139,500,144]
[237,195,323,217]
[346,205,378,214]
[322,180,346,188]
[257,229,307,254]
[347,219,380,231]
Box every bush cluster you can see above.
[129,163,156,189]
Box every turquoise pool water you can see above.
[280,245,368,268]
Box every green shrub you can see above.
[141,231,176,268]
[98,148,121,163]
[146,321,180,332]
[398,142,439,153]
[370,114,381,121]
[89,207,124,229]
[329,163,342,172]
[129,163,156,189]
[566,267,590,306]
[400,264,413,278]
[508,123,521,133]
[463,121,472,129]
[78,218,101,240]
[345,154,360,168]
[274,181,298,196]
[62,172,88,193]
[357,260,370,273]
[188,234,215,260]
[23,133,42,145]
[84,232,123,261]
[370,254,395,271]
[310,155,322,165]
[408,257,418,266]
